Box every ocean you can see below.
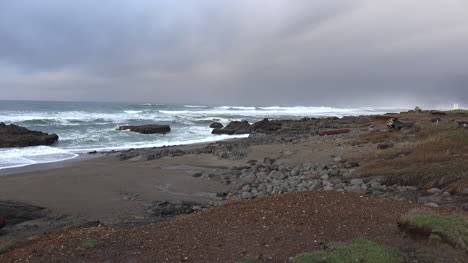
[0,100,402,170]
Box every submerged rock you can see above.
[0,122,58,148]
[118,124,171,134]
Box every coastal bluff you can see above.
[0,122,58,148]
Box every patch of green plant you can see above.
[291,239,406,263]
[401,213,468,251]
[63,223,87,231]
[431,109,468,114]
[0,244,13,255]
[82,240,99,248]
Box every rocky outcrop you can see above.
[212,121,251,135]
[0,216,5,229]
[209,122,224,129]
[0,201,45,225]
[386,118,415,129]
[0,122,59,148]
[118,124,171,134]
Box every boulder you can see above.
[0,122,59,148]
[386,118,415,129]
[250,118,283,133]
[457,121,468,129]
[118,124,171,134]
[212,121,251,135]
[414,106,422,113]
[209,122,224,129]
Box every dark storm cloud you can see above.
[0,0,467,108]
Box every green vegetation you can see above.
[63,223,87,231]
[82,240,99,248]
[431,109,468,115]
[290,239,406,263]
[359,122,468,192]
[0,243,13,255]
[400,212,468,251]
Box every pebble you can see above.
[350,178,364,186]
[426,188,442,195]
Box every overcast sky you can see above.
[0,0,467,108]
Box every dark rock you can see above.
[146,200,210,217]
[192,172,203,178]
[88,150,97,154]
[212,121,250,135]
[209,122,224,129]
[0,122,59,148]
[118,124,171,134]
[250,118,283,133]
[386,118,415,129]
[0,216,5,229]
[377,142,394,149]
[211,128,236,135]
[414,106,422,113]
[431,118,441,123]
[0,201,45,225]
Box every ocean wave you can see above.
[124,110,143,114]
[184,105,207,108]
[0,146,78,170]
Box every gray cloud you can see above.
[0,0,467,108]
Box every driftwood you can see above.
[318,129,350,136]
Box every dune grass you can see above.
[399,212,468,252]
[291,239,406,263]
[359,122,468,192]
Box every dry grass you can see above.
[358,122,468,192]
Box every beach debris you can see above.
[118,124,171,134]
[318,129,350,136]
[0,122,58,148]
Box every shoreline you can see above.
[0,110,467,259]
[0,136,249,176]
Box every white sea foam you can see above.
[124,110,143,114]
[0,103,402,170]
[0,146,78,170]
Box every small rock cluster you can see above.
[146,200,213,218]
[193,158,461,207]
